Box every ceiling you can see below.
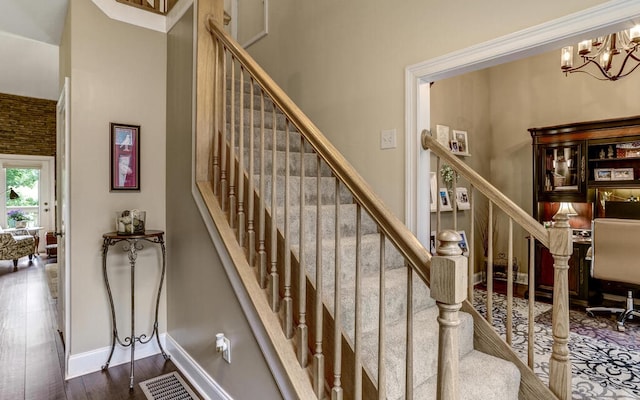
[0,0,69,45]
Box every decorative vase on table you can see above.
[115,210,146,235]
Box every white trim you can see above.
[91,0,194,33]
[404,0,640,244]
[241,0,269,48]
[165,335,233,400]
[189,7,295,398]
[67,333,167,379]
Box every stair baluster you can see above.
[377,233,386,400]
[228,56,237,226]
[312,155,325,398]
[331,178,343,399]
[237,67,245,244]
[212,37,221,196]
[268,103,279,311]
[257,90,267,288]
[296,134,309,367]
[283,120,293,338]
[219,45,228,209]
[247,77,256,266]
[353,204,363,400]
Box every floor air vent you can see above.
[140,371,199,400]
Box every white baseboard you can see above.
[165,334,233,400]
[67,333,167,379]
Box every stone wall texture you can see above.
[0,93,56,157]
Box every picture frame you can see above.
[110,123,140,191]
[612,168,634,181]
[430,172,437,211]
[457,230,469,256]
[452,130,469,154]
[450,140,459,153]
[455,187,470,210]
[594,168,612,181]
[439,188,452,210]
[435,124,450,149]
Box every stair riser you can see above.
[226,107,290,131]
[275,204,380,245]
[258,175,354,207]
[243,149,333,177]
[226,123,315,152]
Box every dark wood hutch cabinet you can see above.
[530,116,640,306]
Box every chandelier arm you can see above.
[570,58,613,80]
[567,69,614,81]
[613,59,640,80]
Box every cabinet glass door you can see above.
[541,144,582,195]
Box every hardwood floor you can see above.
[0,256,192,400]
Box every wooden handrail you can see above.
[206,17,432,284]
[421,131,549,248]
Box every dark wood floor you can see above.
[0,255,190,400]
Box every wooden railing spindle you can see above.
[219,47,228,209]
[228,56,237,227]
[283,120,293,338]
[377,233,386,400]
[332,178,343,399]
[296,134,308,367]
[528,236,535,368]
[257,91,267,288]
[268,104,279,311]
[506,218,513,346]
[212,37,221,195]
[405,265,414,400]
[487,201,494,324]
[354,204,362,400]
[247,78,256,266]
[312,155,325,399]
[237,66,245,244]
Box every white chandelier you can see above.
[561,25,640,81]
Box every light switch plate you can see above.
[381,129,397,149]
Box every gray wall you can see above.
[165,6,281,398]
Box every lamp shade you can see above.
[555,202,577,218]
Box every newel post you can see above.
[430,230,468,400]
[548,213,573,399]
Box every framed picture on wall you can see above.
[435,124,450,149]
[110,123,140,191]
[455,187,470,210]
[439,188,452,211]
[457,230,469,256]
[452,130,469,154]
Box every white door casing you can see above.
[405,1,640,248]
[56,76,71,378]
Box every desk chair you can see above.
[585,218,640,331]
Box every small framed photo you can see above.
[110,123,140,191]
[455,187,470,210]
[450,140,459,153]
[594,168,612,181]
[439,188,452,210]
[457,230,469,256]
[435,124,450,149]
[430,172,437,211]
[613,168,634,181]
[452,130,469,154]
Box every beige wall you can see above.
[165,6,281,398]
[241,0,606,219]
[68,0,167,354]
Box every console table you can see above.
[101,230,169,389]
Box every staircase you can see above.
[226,78,520,399]
[196,4,567,399]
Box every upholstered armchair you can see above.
[0,231,35,271]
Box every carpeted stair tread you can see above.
[415,350,520,400]
[359,306,475,400]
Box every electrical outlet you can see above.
[381,129,397,149]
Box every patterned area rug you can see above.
[473,290,640,399]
